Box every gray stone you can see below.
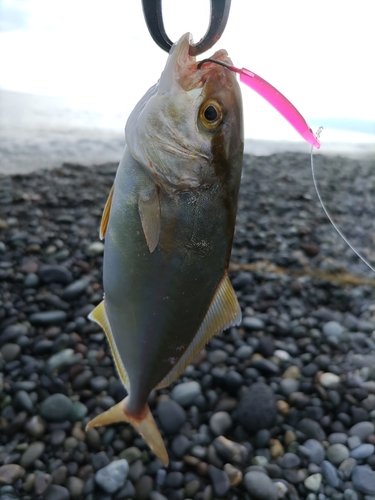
[280,453,301,469]
[349,422,374,441]
[279,378,299,396]
[68,401,87,421]
[213,436,248,464]
[208,349,228,364]
[119,446,143,464]
[343,489,358,500]
[209,411,232,436]
[23,273,39,288]
[13,390,33,413]
[66,476,84,499]
[321,460,339,488]
[20,441,45,468]
[43,485,70,500]
[95,459,129,493]
[296,418,326,441]
[304,473,322,492]
[242,317,265,331]
[350,444,375,460]
[34,473,52,495]
[352,465,375,495]
[299,439,325,465]
[157,399,186,434]
[0,343,21,362]
[0,464,25,485]
[46,349,75,373]
[38,264,72,284]
[244,470,278,500]
[208,465,230,497]
[322,321,344,338]
[347,435,362,450]
[40,393,73,421]
[319,372,341,388]
[0,323,28,343]
[235,345,254,360]
[339,457,357,480]
[328,433,348,445]
[61,278,89,300]
[25,415,47,438]
[87,241,104,256]
[29,310,67,325]
[171,381,201,407]
[326,443,350,465]
[238,383,277,434]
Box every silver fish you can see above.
[87,33,244,466]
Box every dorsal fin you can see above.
[88,301,130,391]
[138,186,161,253]
[156,274,241,389]
[100,185,114,240]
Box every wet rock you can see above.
[244,470,278,500]
[29,310,67,325]
[157,399,186,434]
[213,436,248,464]
[238,383,277,434]
[352,465,375,495]
[95,459,129,493]
[40,393,73,421]
[208,465,230,498]
[171,381,201,407]
[20,441,45,469]
[209,411,232,436]
[0,464,25,485]
[38,264,72,284]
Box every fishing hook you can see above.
[141,0,232,56]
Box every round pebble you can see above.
[244,470,277,500]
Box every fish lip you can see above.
[160,32,234,92]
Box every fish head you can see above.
[126,33,243,190]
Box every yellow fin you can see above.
[100,185,114,240]
[157,274,241,389]
[86,396,169,466]
[138,187,160,253]
[88,301,130,391]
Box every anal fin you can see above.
[156,274,241,389]
[138,186,161,253]
[88,301,130,391]
[100,185,114,240]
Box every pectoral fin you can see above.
[88,301,130,391]
[86,396,168,466]
[100,185,114,240]
[138,187,161,253]
[157,274,241,389]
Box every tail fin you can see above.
[86,396,168,466]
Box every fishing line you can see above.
[310,127,375,274]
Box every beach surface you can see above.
[1,149,375,499]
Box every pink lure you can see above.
[231,66,320,149]
[198,59,320,149]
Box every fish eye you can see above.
[199,100,223,130]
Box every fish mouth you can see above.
[159,32,234,92]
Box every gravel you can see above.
[1,153,375,499]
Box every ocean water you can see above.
[1,89,374,176]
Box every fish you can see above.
[86,32,244,466]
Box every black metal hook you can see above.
[141,0,232,56]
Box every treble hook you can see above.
[141,0,232,56]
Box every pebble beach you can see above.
[1,151,375,500]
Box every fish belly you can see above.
[103,147,238,415]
